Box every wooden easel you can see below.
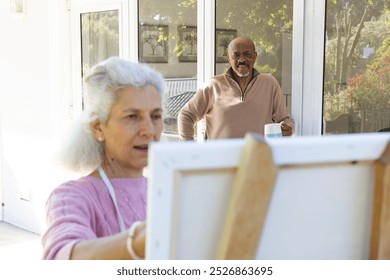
[217,133,277,259]
[370,141,390,259]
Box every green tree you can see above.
[324,33,390,121]
[217,0,292,50]
[343,40,390,111]
[325,0,390,94]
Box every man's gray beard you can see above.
[237,71,250,78]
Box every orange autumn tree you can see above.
[341,38,390,111]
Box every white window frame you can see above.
[196,0,215,141]
[292,0,326,136]
[70,0,129,118]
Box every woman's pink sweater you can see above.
[41,175,147,259]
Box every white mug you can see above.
[264,123,282,138]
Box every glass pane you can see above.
[139,0,198,137]
[324,1,390,134]
[81,10,119,78]
[215,0,294,112]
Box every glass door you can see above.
[80,10,120,78]
[323,0,390,134]
[138,0,198,140]
[215,0,294,114]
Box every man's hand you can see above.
[280,121,293,136]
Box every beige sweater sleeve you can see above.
[178,87,212,141]
[177,107,197,140]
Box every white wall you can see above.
[0,0,74,233]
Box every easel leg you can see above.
[216,133,278,260]
[370,142,390,259]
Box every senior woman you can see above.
[42,57,164,260]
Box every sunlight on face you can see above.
[100,85,163,176]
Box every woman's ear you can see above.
[91,119,105,142]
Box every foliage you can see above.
[324,1,390,121]
[323,91,354,120]
[372,33,390,66]
[81,11,119,47]
[217,0,292,51]
[324,38,390,120]
[343,48,390,110]
[324,0,389,95]
[179,0,196,8]
[81,11,119,76]
[255,63,276,74]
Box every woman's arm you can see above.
[70,222,146,260]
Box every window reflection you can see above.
[324,0,390,134]
[139,0,198,137]
[81,11,119,78]
[215,0,293,112]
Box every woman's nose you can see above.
[139,117,155,137]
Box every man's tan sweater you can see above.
[178,68,295,140]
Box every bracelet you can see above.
[127,221,144,260]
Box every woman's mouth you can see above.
[134,144,148,151]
